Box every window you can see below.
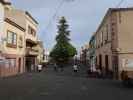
[97,35,100,48]
[7,32,12,44]
[28,26,31,34]
[10,58,16,67]
[96,36,98,48]
[118,11,122,23]
[7,31,17,47]
[19,36,23,48]
[28,26,36,36]
[1,58,16,68]
[105,24,108,43]
[100,31,103,46]
[32,29,36,36]
[7,58,16,68]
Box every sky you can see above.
[11,0,133,52]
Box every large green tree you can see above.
[50,17,77,63]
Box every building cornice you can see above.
[0,0,11,5]
[4,18,26,32]
[25,11,38,25]
[96,7,133,35]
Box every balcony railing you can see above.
[26,47,38,56]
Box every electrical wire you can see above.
[45,0,66,30]
[40,0,75,48]
[116,0,125,8]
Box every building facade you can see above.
[89,34,96,72]
[0,1,5,53]
[0,0,26,77]
[0,0,41,77]
[95,8,133,79]
[80,44,90,66]
[36,40,44,64]
[25,11,38,72]
[44,51,49,64]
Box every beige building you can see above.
[44,51,49,63]
[95,8,133,79]
[0,1,26,77]
[36,40,44,64]
[0,0,40,76]
[25,11,39,72]
[80,44,90,65]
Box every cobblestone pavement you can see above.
[0,65,133,100]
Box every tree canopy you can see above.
[50,17,77,63]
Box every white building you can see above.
[44,51,49,63]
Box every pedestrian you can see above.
[54,63,58,71]
[97,68,102,78]
[43,63,47,72]
[31,64,34,72]
[73,64,78,73]
[37,64,42,72]
[58,63,63,72]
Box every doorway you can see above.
[112,56,119,79]
[18,58,21,73]
[25,56,36,72]
[99,55,102,70]
[105,55,109,74]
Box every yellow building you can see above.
[0,0,40,76]
[95,8,133,79]
[36,40,44,64]
[80,44,90,65]
[25,11,39,72]
[0,1,25,76]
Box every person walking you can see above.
[37,64,42,72]
[54,63,58,72]
[73,64,78,73]
[97,68,102,78]
[31,64,34,72]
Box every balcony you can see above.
[26,26,37,44]
[26,39,37,46]
[26,47,38,56]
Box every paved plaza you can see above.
[0,65,133,100]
